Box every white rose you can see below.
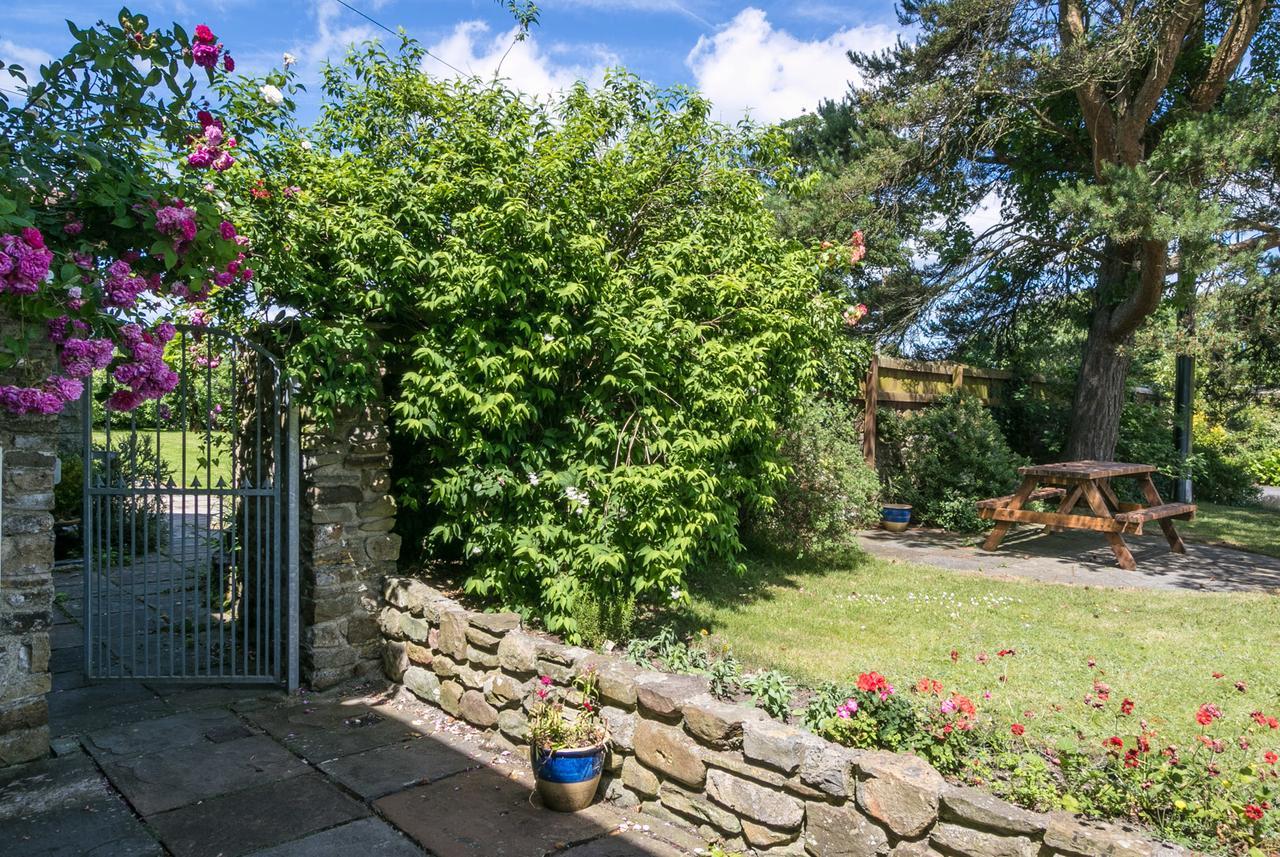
[260,84,284,106]
[282,52,297,68]
[300,139,313,151]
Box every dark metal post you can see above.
[286,392,300,692]
[1173,354,1193,503]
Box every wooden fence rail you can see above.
[861,355,1157,468]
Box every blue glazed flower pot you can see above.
[531,744,606,812]
[881,503,912,533]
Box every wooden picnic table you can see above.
[976,461,1196,570]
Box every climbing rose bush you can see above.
[0,11,293,414]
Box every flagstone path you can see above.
[2,566,709,857]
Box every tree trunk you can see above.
[1064,304,1132,461]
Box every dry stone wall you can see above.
[381,578,1186,857]
[0,329,55,766]
[298,401,400,689]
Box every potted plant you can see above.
[528,671,608,812]
[881,502,912,532]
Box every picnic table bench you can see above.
[976,461,1195,570]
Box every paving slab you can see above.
[50,623,84,651]
[375,766,625,857]
[86,707,249,758]
[49,696,174,737]
[97,734,310,816]
[149,684,285,713]
[245,699,419,763]
[557,830,694,857]
[0,752,162,857]
[243,817,426,856]
[318,733,482,799]
[48,645,82,674]
[147,771,369,857]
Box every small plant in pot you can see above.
[528,671,608,812]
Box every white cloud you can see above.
[296,0,378,75]
[965,189,1005,236]
[0,39,51,95]
[425,21,616,100]
[685,8,898,123]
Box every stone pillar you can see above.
[299,399,400,690]
[0,328,55,766]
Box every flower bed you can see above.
[380,578,1197,857]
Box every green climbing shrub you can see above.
[239,41,854,637]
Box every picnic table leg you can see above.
[1043,485,1082,534]
[1136,474,1187,554]
[1096,480,1122,512]
[1080,482,1137,570]
[982,476,1038,552]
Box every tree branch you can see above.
[1124,0,1202,136]
[1109,239,1169,339]
[1059,0,1118,177]
[1189,0,1267,111]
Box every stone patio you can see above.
[859,524,1280,592]
[0,564,710,857]
[3,674,709,857]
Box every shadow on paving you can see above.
[859,525,1280,593]
[5,665,704,856]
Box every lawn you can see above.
[91,430,233,487]
[1181,501,1280,558]
[683,550,1280,747]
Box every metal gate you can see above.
[82,325,298,687]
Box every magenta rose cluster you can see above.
[107,323,179,411]
[0,228,55,296]
[187,111,236,172]
[191,24,232,72]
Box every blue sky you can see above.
[1,1,904,123]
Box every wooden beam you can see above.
[863,355,878,469]
[979,506,1133,533]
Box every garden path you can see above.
[860,527,1280,592]
[5,566,707,857]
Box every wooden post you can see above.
[952,363,964,393]
[863,354,879,468]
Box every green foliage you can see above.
[1244,450,1280,487]
[569,589,636,649]
[707,651,742,700]
[242,43,847,636]
[880,394,1027,530]
[1115,403,1260,506]
[744,396,881,556]
[802,680,857,731]
[53,454,83,521]
[740,669,795,720]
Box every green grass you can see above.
[1180,501,1280,558]
[92,430,233,487]
[684,550,1280,747]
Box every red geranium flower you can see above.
[1265,751,1278,765]
[1244,804,1265,822]
[1212,671,1225,679]
[950,649,959,663]
[997,649,1016,657]
[1123,749,1141,768]
[857,672,889,694]
[1011,723,1025,736]
[1195,703,1222,726]
[1120,698,1135,715]
[1104,736,1124,750]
